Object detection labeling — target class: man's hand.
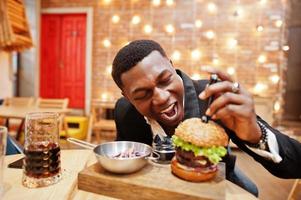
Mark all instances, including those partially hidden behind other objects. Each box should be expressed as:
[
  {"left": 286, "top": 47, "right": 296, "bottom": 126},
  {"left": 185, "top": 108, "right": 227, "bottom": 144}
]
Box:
[{"left": 199, "top": 68, "right": 262, "bottom": 144}]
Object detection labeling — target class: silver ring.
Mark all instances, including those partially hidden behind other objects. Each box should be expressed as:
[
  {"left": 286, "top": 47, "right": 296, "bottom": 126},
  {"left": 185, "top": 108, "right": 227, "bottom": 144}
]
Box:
[{"left": 231, "top": 82, "right": 240, "bottom": 93}]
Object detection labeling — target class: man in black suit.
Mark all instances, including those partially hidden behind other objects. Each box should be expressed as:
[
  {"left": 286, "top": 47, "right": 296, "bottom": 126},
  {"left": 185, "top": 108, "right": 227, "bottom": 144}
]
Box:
[{"left": 111, "top": 40, "right": 300, "bottom": 196}]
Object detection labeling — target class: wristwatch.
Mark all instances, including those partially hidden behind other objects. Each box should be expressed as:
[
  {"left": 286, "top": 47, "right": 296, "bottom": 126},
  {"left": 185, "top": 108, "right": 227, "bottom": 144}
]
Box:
[{"left": 246, "top": 121, "right": 269, "bottom": 151}]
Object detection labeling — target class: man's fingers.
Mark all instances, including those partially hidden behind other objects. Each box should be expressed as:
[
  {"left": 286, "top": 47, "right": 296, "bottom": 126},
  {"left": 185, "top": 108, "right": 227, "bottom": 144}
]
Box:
[
  {"left": 206, "top": 92, "right": 245, "bottom": 116},
  {"left": 199, "top": 81, "right": 235, "bottom": 99},
  {"left": 212, "top": 104, "right": 250, "bottom": 120},
  {"left": 202, "top": 67, "right": 233, "bottom": 82}
]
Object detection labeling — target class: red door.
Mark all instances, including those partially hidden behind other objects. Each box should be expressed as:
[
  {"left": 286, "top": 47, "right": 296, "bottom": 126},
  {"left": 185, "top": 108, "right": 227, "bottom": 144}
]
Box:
[{"left": 40, "top": 14, "right": 86, "bottom": 108}]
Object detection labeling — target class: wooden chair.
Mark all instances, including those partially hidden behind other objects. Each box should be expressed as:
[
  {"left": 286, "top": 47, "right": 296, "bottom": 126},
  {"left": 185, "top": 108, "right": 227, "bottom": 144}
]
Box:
[
  {"left": 287, "top": 179, "right": 301, "bottom": 200},
  {"left": 36, "top": 98, "right": 69, "bottom": 135},
  {"left": 36, "top": 98, "right": 69, "bottom": 109},
  {"left": 3, "top": 97, "right": 34, "bottom": 107},
  {"left": 2, "top": 97, "right": 34, "bottom": 139},
  {"left": 91, "top": 99, "right": 116, "bottom": 143}
]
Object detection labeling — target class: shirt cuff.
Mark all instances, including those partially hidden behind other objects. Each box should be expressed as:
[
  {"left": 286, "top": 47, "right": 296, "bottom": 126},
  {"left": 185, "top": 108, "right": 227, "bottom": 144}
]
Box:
[{"left": 246, "top": 126, "right": 282, "bottom": 163}]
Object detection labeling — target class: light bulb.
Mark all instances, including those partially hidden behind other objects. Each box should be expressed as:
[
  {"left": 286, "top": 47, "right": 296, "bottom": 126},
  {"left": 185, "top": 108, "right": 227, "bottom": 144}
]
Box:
[
  {"left": 257, "top": 54, "right": 266, "bottom": 63},
  {"left": 270, "top": 74, "right": 280, "bottom": 84},
  {"left": 212, "top": 57, "right": 219, "bottom": 65},
  {"left": 152, "top": 0, "right": 161, "bottom": 6},
  {"left": 204, "top": 30, "right": 215, "bottom": 40},
  {"left": 259, "top": 0, "right": 267, "bottom": 5},
  {"left": 165, "top": 24, "right": 175, "bottom": 33},
  {"left": 103, "top": 0, "right": 111, "bottom": 4},
  {"left": 275, "top": 20, "right": 283, "bottom": 28},
  {"left": 171, "top": 50, "right": 181, "bottom": 61},
  {"left": 101, "top": 92, "right": 109, "bottom": 101},
  {"left": 253, "top": 83, "right": 267, "bottom": 94},
  {"left": 103, "top": 39, "right": 111, "bottom": 48},
  {"left": 256, "top": 25, "right": 264, "bottom": 32},
  {"left": 227, "top": 67, "right": 236, "bottom": 75},
  {"left": 131, "top": 15, "right": 141, "bottom": 25},
  {"left": 191, "top": 73, "right": 201, "bottom": 80},
  {"left": 166, "top": 0, "right": 174, "bottom": 6},
  {"left": 282, "top": 45, "right": 289, "bottom": 51},
  {"left": 144, "top": 24, "right": 153, "bottom": 34},
  {"left": 195, "top": 20, "right": 203, "bottom": 28},
  {"left": 234, "top": 7, "right": 243, "bottom": 17},
  {"left": 207, "top": 2, "right": 217, "bottom": 14},
  {"left": 106, "top": 65, "right": 112, "bottom": 74},
  {"left": 227, "top": 38, "right": 238, "bottom": 48},
  {"left": 274, "top": 101, "right": 281, "bottom": 112},
  {"left": 191, "top": 49, "right": 201, "bottom": 60},
  {"left": 111, "top": 15, "right": 120, "bottom": 24}
]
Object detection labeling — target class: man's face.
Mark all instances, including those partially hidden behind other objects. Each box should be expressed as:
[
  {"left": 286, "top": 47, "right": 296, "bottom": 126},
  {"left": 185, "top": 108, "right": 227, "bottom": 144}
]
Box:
[{"left": 121, "top": 50, "right": 185, "bottom": 127}]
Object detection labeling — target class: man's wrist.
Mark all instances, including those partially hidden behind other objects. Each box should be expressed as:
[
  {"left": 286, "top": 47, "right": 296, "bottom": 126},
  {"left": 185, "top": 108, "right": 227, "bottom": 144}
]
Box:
[{"left": 245, "top": 121, "right": 269, "bottom": 151}]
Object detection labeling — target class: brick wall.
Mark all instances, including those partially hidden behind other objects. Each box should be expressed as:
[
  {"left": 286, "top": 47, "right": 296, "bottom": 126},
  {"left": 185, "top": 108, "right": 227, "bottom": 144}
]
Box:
[{"left": 41, "top": 0, "right": 287, "bottom": 103}]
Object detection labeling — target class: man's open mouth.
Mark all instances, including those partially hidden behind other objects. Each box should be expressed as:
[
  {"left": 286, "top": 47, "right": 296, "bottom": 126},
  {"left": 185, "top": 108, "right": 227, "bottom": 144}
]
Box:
[{"left": 160, "top": 102, "right": 178, "bottom": 121}]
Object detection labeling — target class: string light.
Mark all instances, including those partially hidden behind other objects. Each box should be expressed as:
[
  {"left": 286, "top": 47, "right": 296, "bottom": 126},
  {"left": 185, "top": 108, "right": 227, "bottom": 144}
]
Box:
[
  {"left": 143, "top": 24, "right": 153, "bottom": 34},
  {"left": 102, "top": 0, "right": 111, "bottom": 5},
  {"left": 270, "top": 74, "right": 280, "bottom": 84},
  {"left": 106, "top": 65, "right": 112, "bottom": 75},
  {"left": 166, "top": 0, "right": 174, "bottom": 6},
  {"left": 131, "top": 15, "right": 141, "bottom": 25},
  {"left": 257, "top": 54, "right": 266, "bottom": 63},
  {"left": 207, "top": 2, "right": 217, "bottom": 14},
  {"left": 282, "top": 45, "right": 289, "bottom": 51},
  {"left": 204, "top": 30, "right": 215, "bottom": 40},
  {"left": 191, "top": 73, "right": 201, "bottom": 80},
  {"left": 227, "top": 38, "right": 238, "bottom": 49},
  {"left": 171, "top": 50, "right": 181, "bottom": 61},
  {"left": 102, "top": 38, "right": 111, "bottom": 48},
  {"left": 274, "top": 101, "right": 281, "bottom": 112},
  {"left": 101, "top": 92, "right": 109, "bottom": 101},
  {"left": 253, "top": 83, "right": 268, "bottom": 94},
  {"left": 152, "top": 0, "right": 161, "bottom": 6},
  {"left": 275, "top": 20, "right": 283, "bottom": 28},
  {"left": 165, "top": 24, "right": 175, "bottom": 34},
  {"left": 259, "top": 0, "right": 267, "bottom": 5},
  {"left": 195, "top": 19, "right": 203, "bottom": 28},
  {"left": 111, "top": 15, "right": 120, "bottom": 24},
  {"left": 256, "top": 25, "right": 264, "bottom": 32},
  {"left": 191, "top": 49, "right": 201, "bottom": 60},
  {"left": 212, "top": 55, "right": 219, "bottom": 65},
  {"left": 227, "top": 67, "right": 236, "bottom": 75},
  {"left": 233, "top": 7, "right": 244, "bottom": 17}
]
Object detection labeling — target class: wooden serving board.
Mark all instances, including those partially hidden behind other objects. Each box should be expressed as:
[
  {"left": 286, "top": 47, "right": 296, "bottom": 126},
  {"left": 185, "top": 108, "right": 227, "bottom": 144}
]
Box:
[{"left": 78, "top": 162, "right": 226, "bottom": 200}]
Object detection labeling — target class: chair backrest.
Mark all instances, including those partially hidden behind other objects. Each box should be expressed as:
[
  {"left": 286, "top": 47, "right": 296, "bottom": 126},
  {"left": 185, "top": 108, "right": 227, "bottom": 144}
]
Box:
[
  {"left": 36, "top": 98, "right": 69, "bottom": 109},
  {"left": 4, "top": 97, "right": 34, "bottom": 107}
]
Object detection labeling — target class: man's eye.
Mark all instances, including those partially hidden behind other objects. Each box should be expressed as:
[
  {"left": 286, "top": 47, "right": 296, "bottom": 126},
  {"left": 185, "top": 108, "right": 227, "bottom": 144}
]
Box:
[
  {"left": 134, "top": 92, "right": 150, "bottom": 100},
  {"left": 160, "top": 76, "right": 171, "bottom": 85}
]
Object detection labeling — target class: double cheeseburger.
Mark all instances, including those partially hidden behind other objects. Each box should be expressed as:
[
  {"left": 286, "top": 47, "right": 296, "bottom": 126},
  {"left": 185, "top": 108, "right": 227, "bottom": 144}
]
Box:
[{"left": 171, "top": 118, "right": 229, "bottom": 182}]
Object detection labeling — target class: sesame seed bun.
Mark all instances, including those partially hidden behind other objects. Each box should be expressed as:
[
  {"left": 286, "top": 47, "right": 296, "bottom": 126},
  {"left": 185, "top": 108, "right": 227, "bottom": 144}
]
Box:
[{"left": 175, "top": 118, "right": 229, "bottom": 147}]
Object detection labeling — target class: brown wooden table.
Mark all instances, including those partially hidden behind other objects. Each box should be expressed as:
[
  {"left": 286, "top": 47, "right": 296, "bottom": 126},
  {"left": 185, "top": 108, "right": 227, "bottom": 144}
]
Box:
[{"left": 2, "top": 150, "right": 258, "bottom": 200}]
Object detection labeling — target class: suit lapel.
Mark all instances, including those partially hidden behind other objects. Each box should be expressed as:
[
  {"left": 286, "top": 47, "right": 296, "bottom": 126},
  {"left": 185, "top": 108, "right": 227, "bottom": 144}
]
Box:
[{"left": 176, "top": 70, "right": 201, "bottom": 119}]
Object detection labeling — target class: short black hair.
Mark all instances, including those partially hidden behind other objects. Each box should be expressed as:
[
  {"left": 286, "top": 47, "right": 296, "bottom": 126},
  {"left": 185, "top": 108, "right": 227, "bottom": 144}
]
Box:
[{"left": 112, "top": 39, "right": 167, "bottom": 89}]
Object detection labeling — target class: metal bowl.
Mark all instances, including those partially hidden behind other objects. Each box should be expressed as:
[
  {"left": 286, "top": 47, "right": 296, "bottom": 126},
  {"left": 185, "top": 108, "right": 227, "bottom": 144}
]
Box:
[{"left": 93, "top": 141, "right": 158, "bottom": 174}]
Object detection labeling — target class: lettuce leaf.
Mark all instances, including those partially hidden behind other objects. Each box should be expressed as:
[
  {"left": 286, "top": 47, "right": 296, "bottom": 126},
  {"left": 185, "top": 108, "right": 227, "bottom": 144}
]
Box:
[{"left": 172, "top": 135, "right": 227, "bottom": 164}]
